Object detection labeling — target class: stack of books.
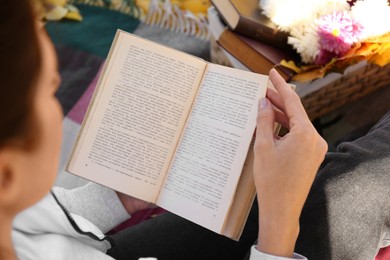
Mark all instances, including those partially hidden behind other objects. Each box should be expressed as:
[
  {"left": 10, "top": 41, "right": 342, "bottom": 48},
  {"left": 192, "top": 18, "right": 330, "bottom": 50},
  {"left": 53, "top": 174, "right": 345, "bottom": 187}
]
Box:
[{"left": 209, "top": 0, "right": 299, "bottom": 81}]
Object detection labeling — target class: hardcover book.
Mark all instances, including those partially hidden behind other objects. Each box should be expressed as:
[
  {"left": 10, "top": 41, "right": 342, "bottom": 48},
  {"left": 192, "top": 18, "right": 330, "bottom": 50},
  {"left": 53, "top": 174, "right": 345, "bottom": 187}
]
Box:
[
  {"left": 210, "top": 0, "right": 289, "bottom": 49},
  {"left": 217, "top": 28, "right": 297, "bottom": 81}
]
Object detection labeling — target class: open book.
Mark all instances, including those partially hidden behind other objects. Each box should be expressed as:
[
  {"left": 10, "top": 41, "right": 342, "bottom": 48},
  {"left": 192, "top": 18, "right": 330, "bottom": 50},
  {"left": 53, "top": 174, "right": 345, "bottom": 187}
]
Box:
[{"left": 67, "top": 30, "right": 268, "bottom": 240}]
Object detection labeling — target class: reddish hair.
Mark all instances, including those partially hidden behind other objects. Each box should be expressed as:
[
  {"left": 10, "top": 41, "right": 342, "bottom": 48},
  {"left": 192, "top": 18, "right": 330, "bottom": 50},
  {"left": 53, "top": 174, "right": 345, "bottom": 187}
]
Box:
[{"left": 0, "top": 1, "right": 42, "bottom": 148}]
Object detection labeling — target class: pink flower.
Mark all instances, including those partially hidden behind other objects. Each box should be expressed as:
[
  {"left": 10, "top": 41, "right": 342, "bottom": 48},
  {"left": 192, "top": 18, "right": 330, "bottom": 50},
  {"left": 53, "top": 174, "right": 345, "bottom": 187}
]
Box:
[
  {"left": 316, "top": 11, "right": 363, "bottom": 64},
  {"left": 315, "top": 49, "right": 334, "bottom": 65}
]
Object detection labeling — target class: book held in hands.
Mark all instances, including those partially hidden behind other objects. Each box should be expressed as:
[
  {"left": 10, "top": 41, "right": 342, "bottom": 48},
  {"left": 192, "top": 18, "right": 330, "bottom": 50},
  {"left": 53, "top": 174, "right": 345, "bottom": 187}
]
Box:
[{"left": 67, "top": 30, "right": 269, "bottom": 240}]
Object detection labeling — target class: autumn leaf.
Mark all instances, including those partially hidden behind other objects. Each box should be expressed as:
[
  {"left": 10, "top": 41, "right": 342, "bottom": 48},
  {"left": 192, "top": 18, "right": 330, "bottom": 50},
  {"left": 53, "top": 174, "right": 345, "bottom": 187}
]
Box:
[
  {"left": 280, "top": 60, "right": 302, "bottom": 73},
  {"left": 282, "top": 37, "right": 390, "bottom": 82},
  {"left": 365, "top": 32, "right": 390, "bottom": 44},
  {"left": 369, "top": 42, "right": 390, "bottom": 66}
]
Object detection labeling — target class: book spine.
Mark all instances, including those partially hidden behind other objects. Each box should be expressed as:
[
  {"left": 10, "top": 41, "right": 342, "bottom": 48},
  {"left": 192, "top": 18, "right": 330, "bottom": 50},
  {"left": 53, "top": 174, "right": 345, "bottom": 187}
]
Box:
[
  {"left": 235, "top": 16, "right": 289, "bottom": 50},
  {"left": 217, "top": 30, "right": 291, "bottom": 81}
]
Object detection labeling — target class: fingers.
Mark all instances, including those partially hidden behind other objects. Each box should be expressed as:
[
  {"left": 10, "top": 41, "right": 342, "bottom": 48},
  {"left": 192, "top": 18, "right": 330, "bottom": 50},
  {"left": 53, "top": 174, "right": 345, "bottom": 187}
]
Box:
[
  {"left": 269, "top": 69, "right": 308, "bottom": 122},
  {"left": 267, "top": 88, "right": 289, "bottom": 129},
  {"left": 255, "top": 98, "right": 275, "bottom": 149},
  {"left": 273, "top": 109, "right": 289, "bottom": 129},
  {"left": 266, "top": 88, "right": 285, "bottom": 113}
]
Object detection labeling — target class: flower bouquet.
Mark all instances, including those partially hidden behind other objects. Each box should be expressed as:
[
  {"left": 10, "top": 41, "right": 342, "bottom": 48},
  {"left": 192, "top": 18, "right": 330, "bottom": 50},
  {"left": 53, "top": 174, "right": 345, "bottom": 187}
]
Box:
[{"left": 259, "top": 0, "right": 390, "bottom": 82}]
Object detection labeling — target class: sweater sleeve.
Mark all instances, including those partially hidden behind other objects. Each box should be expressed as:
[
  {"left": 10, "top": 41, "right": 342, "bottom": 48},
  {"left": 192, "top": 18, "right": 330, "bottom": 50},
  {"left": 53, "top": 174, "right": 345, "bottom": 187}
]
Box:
[
  {"left": 249, "top": 246, "right": 307, "bottom": 260},
  {"left": 52, "top": 183, "right": 130, "bottom": 233}
]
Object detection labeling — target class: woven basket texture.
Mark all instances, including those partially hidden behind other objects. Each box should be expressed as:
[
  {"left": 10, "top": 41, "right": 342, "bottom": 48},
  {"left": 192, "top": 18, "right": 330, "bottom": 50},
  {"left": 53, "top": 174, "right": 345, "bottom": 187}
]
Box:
[{"left": 301, "top": 62, "right": 390, "bottom": 120}]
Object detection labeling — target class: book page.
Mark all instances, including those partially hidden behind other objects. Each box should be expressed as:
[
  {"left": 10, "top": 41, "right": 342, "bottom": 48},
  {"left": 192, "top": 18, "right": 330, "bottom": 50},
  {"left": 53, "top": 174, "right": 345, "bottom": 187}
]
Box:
[
  {"left": 222, "top": 75, "right": 285, "bottom": 239},
  {"left": 224, "top": 136, "right": 282, "bottom": 238},
  {"left": 221, "top": 138, "right": 256, "bottom": 239},
  {"left": 157, "top": 63, "right": 267, "bottom": 233},
  {"left": 68, "top": 31, "right": 206, "bottom": 202}
]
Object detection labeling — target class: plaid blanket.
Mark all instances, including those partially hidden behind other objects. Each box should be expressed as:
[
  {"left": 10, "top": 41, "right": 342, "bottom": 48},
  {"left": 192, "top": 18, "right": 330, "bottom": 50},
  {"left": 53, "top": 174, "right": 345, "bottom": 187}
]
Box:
[
  {"left": 48, "top": 4, "right": 209, "bottom": 231},
  {"left": 46, "top": 0, "right": 211, "bottom": 39}
]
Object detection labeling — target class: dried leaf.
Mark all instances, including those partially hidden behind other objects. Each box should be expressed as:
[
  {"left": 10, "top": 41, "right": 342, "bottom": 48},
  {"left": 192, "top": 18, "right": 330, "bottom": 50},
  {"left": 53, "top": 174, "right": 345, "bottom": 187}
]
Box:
[
  {"left": 292, "top": 68, "right": 326, "bottom": 82},
  {"left": 44, "top": 5, "right": 68, "bottom": 21},
  {"left": 65, "top": 11, "right": 83, "bottom": 21},
  {"left": 331, "top": 56, "right": 366, "bottom": 73},
  {"left": 365, "top": 32, "right": 390, "bottom": 43},
  {"left": 354, "top": 43, "right": 380, "bottom": 57},
  {"left": 179, "top": 0, "right": 211, "bottom": 14},
  {"left": 341, "top": 42, "right": 362, "bottom": 59},
  {"left": 280, "top": 59, "right": 302, "bottom": 73},
  {"left": 369, "top": 43, "right": 390, "bottom": 66}
]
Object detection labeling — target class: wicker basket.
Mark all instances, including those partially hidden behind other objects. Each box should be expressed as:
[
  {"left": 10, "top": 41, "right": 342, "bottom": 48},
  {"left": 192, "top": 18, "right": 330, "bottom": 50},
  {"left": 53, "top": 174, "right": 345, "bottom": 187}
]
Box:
[
  {"left": 299, "top": 62, "right": 390, "bottom": 120},
  {"left": 210, "top": 38, "right": 390, "bottom": 121}
]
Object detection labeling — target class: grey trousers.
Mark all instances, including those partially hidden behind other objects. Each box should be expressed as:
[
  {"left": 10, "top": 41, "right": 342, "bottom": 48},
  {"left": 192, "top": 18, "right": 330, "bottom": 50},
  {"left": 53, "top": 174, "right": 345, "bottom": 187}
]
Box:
[
  {"left": 108, "top": 111, "right": 390, "bottom": 260},
  {"left": 296, "top": 111, "right": 390, "bottom": 259}
]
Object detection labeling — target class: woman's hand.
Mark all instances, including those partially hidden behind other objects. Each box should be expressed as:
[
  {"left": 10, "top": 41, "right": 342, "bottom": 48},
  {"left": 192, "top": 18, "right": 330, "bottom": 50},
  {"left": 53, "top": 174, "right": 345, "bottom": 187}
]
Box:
[
  {"left": 116, "top": 192, "right": 154, "bottom": 215},
  {"left": 254, "top": 69, "right": 328, "bottom": 257}
]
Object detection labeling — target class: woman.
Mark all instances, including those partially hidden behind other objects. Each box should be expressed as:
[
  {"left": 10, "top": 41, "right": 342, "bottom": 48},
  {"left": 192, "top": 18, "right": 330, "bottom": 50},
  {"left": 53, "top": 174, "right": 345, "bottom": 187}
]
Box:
[
  {"left": 1, "top": 2, "right": 148, "bottom": 259},
  {"left": 0, "top": 0, "right": 328, "bottom": 259}
]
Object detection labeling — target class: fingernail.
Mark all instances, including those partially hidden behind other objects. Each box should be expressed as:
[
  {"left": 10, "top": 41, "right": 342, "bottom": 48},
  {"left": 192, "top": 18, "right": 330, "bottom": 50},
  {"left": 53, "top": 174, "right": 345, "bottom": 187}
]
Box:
[{"left": 259, "top": 97, "right": 268, "bottom": 109}]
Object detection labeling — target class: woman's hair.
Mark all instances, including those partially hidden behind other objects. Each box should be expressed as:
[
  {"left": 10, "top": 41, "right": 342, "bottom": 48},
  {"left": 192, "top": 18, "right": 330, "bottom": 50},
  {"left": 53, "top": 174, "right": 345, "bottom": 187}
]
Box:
[{"left": 0, "top": 0, "right": 42, "bottom": 149}]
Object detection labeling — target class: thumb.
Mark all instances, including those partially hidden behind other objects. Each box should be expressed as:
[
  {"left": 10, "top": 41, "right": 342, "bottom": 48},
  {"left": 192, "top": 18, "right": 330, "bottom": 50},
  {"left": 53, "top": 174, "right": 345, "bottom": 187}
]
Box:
[{"left": 255, "top": 98, "right": 275, "bottom": 148}]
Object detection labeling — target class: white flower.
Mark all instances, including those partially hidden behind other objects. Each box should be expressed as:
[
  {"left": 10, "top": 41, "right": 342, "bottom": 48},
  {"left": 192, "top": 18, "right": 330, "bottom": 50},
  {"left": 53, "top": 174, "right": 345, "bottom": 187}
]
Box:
[
  {"left": 351, "top": 0, "right": 390, "bottom": 40},
  {"left": 260, "top": 0, "right": 350, "bottom": 63},
  {"left": 259, "top": 0, "right": 349, "bottom": 31},
  {"left": 259, "top": 0, "right": 350, "bottom": 63},
  {"left": 259, "top": 0, "right": 390, "bottom": 64},
  {"left": 288, "top": 24, "right": 320, "bottom": 63}
]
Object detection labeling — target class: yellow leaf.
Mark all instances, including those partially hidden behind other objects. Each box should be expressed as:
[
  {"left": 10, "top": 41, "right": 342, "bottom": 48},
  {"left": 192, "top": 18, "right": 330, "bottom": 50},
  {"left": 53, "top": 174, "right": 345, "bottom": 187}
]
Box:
[
  {"left": 365, "top": 32, "right": 390, "bottom": 43},
  {"left": 179, "top": 0, "right": 211, "bottom": 14},
  {"left": 135, "top": 0, "right": 150, "bottom": 13},
  {"left": 369, "top": 45, "right": 390, "bottom": 66},
  {"left": 377, "top": 42, "right": 390, "bottom": 55},
  {"left": 44, "top": 5, "right": 68, "bottom": 21},
  {"left": 354, "top": 43, "right": 380, "bottom": 57},
  {"left": 64, "top": 11, "right": 83, "bottom": 21},
  {"left": 280, "top": 60, "right": 302, "bottom": 73}
]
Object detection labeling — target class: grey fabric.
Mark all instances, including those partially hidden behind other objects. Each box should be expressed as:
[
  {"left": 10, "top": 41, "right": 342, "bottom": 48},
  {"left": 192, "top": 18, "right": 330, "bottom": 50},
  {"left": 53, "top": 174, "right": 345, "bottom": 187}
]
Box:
[
  {"left": 53, "top": 183, "right": 130, "bottom": 234},
  {"left": 296, "top": 111, "right": 390, "bottom": 260}
]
